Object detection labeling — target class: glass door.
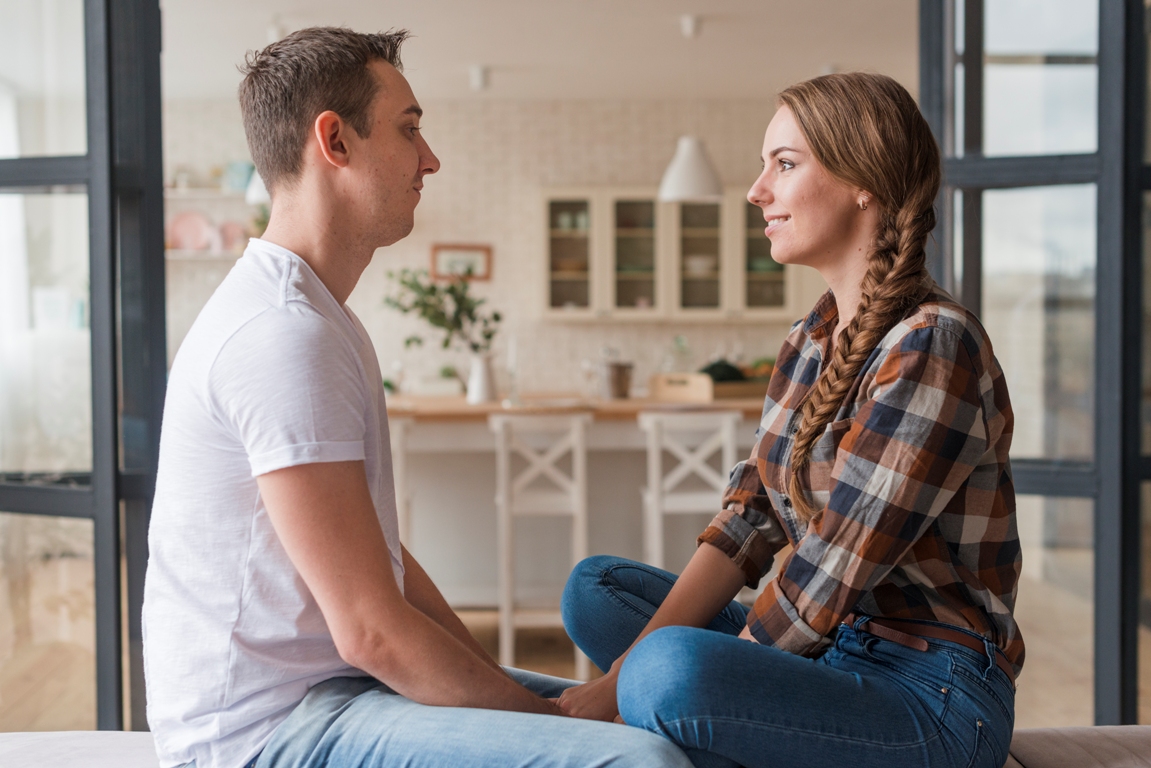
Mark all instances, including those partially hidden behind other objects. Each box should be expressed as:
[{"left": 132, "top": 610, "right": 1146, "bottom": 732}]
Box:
[
  {"left": 925, "top": 0, "right": 1144, "bottom": 726},
  {"left": 0, "top": 0, "right": 166, "bottom": 730},
  {"left": 744, "top": 201, "right": 785, "bottom": 309},
  {"left": 614, "top": 199, "right": 658, "bottom": 311},
  {"left": 548, "top": 199, "right": 591, "bottom": 311},
  {"left": 678, "top": 202, "right": 721, "bottom": 310}
]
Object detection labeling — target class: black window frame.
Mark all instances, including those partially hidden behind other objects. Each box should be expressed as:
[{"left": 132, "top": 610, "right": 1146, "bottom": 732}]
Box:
[
  {"left": 0, "top": 0, "right": 166, "bottom": 730},
  {"left": 920, "top": 0, "right": 1143, "bottom": 725}
]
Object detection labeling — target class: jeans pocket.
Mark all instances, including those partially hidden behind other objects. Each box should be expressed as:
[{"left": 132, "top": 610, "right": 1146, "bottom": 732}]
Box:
[{"left": 855, "top": 638, "right": 956, "bottom": 722}]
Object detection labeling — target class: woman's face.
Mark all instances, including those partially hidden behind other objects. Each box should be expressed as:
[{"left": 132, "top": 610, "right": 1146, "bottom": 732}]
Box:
[{"left": 747, "top": 106, "right": 868, "bottom": 273}]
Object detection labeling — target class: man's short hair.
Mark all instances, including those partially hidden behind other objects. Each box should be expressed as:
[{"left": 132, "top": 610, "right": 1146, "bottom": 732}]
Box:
[{"left": 238, "top": 27, "right": 409, "bottom": 192}]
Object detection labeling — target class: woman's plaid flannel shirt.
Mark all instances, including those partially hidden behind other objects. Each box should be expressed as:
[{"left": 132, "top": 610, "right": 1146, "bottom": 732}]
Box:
[{"left": 699, "top": 285, "right": 1025, "bottom": 674}]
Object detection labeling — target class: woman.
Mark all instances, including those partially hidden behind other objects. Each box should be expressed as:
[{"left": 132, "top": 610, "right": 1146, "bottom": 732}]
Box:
[{"left": 557, "top": 73, "right": 1023, "bottom": 768}]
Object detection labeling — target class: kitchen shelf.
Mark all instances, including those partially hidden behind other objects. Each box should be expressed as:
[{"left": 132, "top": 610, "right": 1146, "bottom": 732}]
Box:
[{"left": 543, "top": 188, "right": 796, "bottom": 320}]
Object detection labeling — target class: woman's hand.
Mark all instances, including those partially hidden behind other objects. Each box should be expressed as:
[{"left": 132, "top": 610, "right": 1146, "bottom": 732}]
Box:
[{"left": 556, "top": 669, "right": 621, "bottom": 721}]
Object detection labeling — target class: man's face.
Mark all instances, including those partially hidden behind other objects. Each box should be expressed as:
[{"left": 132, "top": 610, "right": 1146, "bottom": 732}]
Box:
[{"left": 348, "top": 60, "right": 440, "bottom": 246}]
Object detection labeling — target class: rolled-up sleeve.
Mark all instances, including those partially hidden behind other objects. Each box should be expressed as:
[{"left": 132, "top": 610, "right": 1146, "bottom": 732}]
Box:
[
  {"left": 698, "top": 452, "right": 789, "bottom": 587},
  {"left": 745, "top": 326, "right": 990, "bottom": 655}
]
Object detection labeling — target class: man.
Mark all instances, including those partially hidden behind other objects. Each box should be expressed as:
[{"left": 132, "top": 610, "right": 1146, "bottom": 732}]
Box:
[{"left": 142, "top": 27, "right": 691, "bottom": 768}]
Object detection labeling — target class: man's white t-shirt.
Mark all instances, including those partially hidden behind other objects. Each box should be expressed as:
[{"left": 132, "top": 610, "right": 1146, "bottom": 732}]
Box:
[{"left": 143, "top": 239, "right": 405, "bottom": 768}]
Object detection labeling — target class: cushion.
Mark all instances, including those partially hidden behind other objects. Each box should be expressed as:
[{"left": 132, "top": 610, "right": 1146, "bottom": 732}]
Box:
[
  {"left": 1008, "top": 726, "right": 1151, "bottom": 768},
  {"left": 0, "top": 731, "right": 160, "bottom": 768}
]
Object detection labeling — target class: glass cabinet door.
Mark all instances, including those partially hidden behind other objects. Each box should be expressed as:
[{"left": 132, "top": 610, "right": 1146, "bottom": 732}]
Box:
[
  {"left": 548, "top": 199, "right": 591, "bottom": 310},
  {"left": 745, "top": 201, "right": 784, "bottom": 308},
  {"left": 614, "top": 200, "right": 657, "bottom": 310},
  {"left": 678, "top": 203, "right": 721, "bottom": 309}
]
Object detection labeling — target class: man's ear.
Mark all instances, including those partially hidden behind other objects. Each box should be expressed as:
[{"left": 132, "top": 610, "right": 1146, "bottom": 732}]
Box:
[{"left": 313, "top": 110, "right": 351, "bottom": 169}]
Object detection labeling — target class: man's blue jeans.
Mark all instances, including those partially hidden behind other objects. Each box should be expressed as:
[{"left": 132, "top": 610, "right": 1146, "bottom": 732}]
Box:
[
  {"left": 249, "top": 666, "right": 693, "bottom": 768},
  {"left": 561, "top": 555, "right": 1016, "bottom": 768}
]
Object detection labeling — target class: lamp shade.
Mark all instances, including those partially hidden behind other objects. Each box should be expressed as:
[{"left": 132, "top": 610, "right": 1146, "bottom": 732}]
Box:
[
  {"left": 657, "top": 136, "right": 723, "bottom": 202},
  {"left": 245, "top": 170, "right": 271, "bottom": 206}
]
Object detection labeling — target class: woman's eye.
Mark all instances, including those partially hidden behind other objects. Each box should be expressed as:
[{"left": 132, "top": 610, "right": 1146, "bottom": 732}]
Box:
[{"left": 778, "top": 158, "right": 794, "bottom": 171}]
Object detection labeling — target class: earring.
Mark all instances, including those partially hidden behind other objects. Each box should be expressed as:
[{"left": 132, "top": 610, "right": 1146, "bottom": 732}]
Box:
[{"left": 858, "top": 199, "right": 869, "bottom": 211}]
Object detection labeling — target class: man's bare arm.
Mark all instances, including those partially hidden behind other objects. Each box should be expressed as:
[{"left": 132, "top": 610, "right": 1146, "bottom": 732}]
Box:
[
  {"left": 400, "top": 545, "right": 510, "bottom": 678},
  {"left": 256, "top": 460, "right": 559, "bottom": 714}
]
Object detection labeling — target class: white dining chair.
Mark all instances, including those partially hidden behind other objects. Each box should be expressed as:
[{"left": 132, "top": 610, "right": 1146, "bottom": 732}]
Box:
[
  {"left": 637, "top": 410, "right": 741, "bottom": 570},
  {"left": 388, "top": 416, "right": 414, "bottom": 546},
  {"left": 489, "top": 413, "right": 592, "bottom": 681}
]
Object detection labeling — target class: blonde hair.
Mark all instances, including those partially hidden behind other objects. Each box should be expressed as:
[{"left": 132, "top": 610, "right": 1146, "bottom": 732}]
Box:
[{"left": 779, "top": 73, "right": 941, "bottom": 522}]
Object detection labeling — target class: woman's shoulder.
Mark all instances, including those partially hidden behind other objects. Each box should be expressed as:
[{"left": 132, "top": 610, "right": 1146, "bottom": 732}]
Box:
[{"left": 879, "top": 283, "right": 997, "bottom": 369}]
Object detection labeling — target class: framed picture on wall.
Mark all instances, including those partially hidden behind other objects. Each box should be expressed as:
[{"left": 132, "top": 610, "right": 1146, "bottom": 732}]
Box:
[{"left": 431, "top": 243, "right": 492, "bottom": 281}]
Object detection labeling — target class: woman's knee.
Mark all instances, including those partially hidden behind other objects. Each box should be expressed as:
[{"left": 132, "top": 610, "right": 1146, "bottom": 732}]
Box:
[
  {"left": 617, "top": 626, "right": 711, "bottom": 732},
  {"left": 560, "top": 554, "right": 621, "bottom": 631}
]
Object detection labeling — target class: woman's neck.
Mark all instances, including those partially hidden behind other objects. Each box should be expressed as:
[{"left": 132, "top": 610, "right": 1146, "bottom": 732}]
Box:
[{"left": 818, "top": 246, "right": 871, "bottom": 351}]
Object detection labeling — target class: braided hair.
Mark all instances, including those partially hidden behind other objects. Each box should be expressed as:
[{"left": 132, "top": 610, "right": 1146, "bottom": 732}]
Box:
[{"left": 779, "top": 73, "right": 941, "bottom": 522}]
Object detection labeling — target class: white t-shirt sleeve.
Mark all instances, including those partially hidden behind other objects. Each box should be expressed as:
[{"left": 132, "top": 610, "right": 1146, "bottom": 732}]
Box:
[{"left": 208, "top": 305, "right": 368, "bottom": 477}]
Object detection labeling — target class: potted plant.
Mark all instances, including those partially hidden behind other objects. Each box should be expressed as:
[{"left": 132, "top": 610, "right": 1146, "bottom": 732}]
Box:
[{"left": 385, "top": 268, "right": 502, "bottom": 403}]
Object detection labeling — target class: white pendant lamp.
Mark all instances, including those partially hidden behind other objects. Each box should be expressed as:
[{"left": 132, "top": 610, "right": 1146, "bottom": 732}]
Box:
[{"left": 657, "top": 136, "right": 723, "bottom": 202}]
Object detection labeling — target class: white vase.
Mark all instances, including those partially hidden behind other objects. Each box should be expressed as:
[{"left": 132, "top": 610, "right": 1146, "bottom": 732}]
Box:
[{"left": 466, "top": 351, "right": 496, "bottom": 404}]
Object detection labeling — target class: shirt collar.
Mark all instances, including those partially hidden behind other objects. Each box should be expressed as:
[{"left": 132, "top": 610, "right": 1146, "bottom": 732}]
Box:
[{"left": 803, "top": 290, "right": 840, "bottom": 341}]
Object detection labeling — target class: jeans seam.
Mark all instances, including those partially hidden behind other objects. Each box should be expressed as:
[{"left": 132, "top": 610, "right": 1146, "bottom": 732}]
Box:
[
  {"left": 657, "top": 713, "right": 945, "bottom": 750},
  {"left": 600, "top": 563, "right": 746, "bottom": 635},
  {"left": 950, "top": 665, "right": 1014, "bottom": 724},
  {"left": 600, "top": 564, "right": 671, "bottom": 622}
]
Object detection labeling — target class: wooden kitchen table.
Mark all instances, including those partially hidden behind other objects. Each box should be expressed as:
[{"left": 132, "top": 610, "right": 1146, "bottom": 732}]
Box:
[{"left": 383, "top": 394, "right": 765, "bottom": 554}]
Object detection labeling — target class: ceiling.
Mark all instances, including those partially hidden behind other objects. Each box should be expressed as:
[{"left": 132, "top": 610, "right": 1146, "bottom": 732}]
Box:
[{"left": 160, "top": 0, "right": 918, "bottom": 101}]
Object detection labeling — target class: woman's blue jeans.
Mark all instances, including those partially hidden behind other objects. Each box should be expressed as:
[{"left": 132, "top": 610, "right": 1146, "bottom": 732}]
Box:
[{"left": 561, "top": 555, "right": 1016, "bottom": 768}]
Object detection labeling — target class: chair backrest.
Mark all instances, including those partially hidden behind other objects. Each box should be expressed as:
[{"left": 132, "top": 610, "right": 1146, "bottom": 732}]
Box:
[
  {"left": 488, "top": 413, "right": 592, "bottom": 515},
  {"left": 637, "top": 410, "right": 741, "bottom": 495}
]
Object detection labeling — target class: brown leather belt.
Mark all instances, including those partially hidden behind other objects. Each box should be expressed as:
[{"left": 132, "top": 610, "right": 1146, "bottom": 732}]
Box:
[{"left": 844, "top": 613, "right": 1015, "bottom": 686}]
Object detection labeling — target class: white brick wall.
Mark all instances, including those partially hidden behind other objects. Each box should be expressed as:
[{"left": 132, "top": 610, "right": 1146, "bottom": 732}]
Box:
[{"left": 163, "top": 97, "right": 827, "bottom": 392}]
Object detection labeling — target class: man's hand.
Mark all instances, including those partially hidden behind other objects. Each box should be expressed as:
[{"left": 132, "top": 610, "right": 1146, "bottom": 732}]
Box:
[
  {"left": 256, "top": 460, "right": 557, "bottom": 715},
  {"left": 556, "top": 668, "right": 621, "bottom": 722}
]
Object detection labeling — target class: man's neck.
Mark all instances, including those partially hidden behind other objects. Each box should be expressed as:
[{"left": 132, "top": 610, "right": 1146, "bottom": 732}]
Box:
[{"left": 260, "top": 193, "right": 373, "bottom": 306}]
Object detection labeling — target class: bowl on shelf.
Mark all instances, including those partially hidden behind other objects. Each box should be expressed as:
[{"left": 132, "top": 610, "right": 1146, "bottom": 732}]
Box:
[{"left": 683, "top": 254, "right": 718, "bottom": 276}]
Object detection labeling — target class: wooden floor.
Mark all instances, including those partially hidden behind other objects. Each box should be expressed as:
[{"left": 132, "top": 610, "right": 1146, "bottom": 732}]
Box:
[{"left": 1, "top": 546, "right": 1148, "bottom": 732}]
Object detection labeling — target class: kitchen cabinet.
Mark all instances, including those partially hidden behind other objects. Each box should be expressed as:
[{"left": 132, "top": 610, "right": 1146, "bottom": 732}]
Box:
[{"left": 543, "top": 187, "right": 797, "bottom": 321}]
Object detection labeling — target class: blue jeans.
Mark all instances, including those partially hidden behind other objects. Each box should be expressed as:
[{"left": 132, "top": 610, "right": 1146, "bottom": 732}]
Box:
[
  {"left": 561, "top": 555, "right": 1016, "bottom": 768},
  {"left": 249, "top": 666, "right": 693, "bottom": 768}
]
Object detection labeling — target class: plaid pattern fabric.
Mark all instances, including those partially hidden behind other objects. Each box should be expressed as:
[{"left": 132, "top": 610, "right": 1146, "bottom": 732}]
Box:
[{"left": 699, "top": 285, "right": 1025, "bottom": 674}]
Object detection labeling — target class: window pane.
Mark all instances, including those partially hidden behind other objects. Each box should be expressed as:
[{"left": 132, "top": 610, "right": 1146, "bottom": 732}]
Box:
[
  {"left": 983, "top": 0, "right": 1098, "bottom": 156},
  {"left": 0, "top": 0, "right": 87, "bottom": 158},
  {"left": 1142, "top": 484, "right": 1151, "bottom": 723},
  {"left": 0, "top": 511, "right": 96, "bottom": 730},
  {"left": 1014, "top": 495, "right": 1094, "bottom": 727},
  {"left": 0, "top": 191, "right": 92, "bottom": 482},
  {"left": 981, "top": 185, "right": 1095, "bottom": 461}
]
